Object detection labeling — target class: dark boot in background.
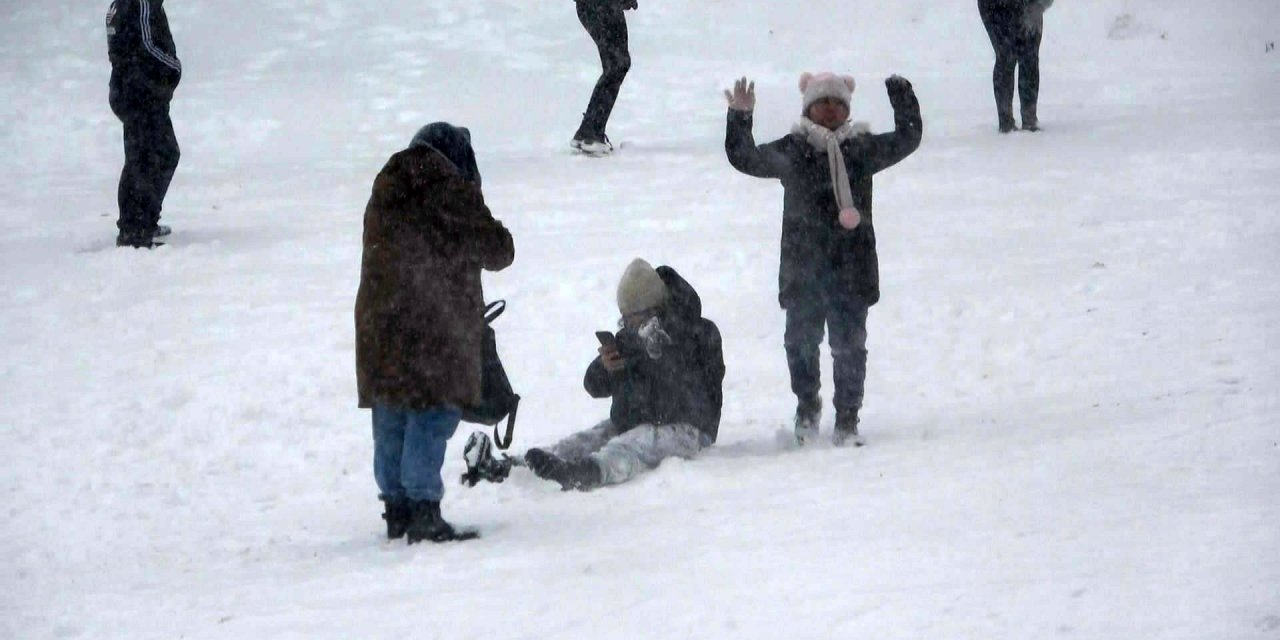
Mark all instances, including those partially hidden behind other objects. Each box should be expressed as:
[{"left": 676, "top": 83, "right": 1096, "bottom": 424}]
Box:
[
  {"left": 833, "top": 411, "right": 864, "bottom": 448},
  {"left": 794, "top": 394, "right": 822, "bottom": 444}
]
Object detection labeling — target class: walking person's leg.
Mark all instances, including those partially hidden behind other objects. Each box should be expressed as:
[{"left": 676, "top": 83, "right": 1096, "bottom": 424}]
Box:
[
  {"left": 785, "top": 301, "right": 827, "bottom": 440},
  {"left": 980, "top": 3, "right": 1019, "bottom": 132},
  {"left": 828, "top": 300, "right": 870, "bottom": 446},
  {"left": 573, "top": 1, "right": 630, "bottom": 147},
  {"left": 1016, "top": 22, "right": 1044, "bottom": 131}
]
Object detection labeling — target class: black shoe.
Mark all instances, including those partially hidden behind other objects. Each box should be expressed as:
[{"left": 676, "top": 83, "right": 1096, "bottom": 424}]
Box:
[
  {"left": 379, "top": 496, "right": 412, "bottom": 540},
  {"left": 460, "top": 432, "right": 512, "bottom": 487},
  {"left": 406, "top": 500, "right": 478, "bottom": 544},
  {"left": 794, "top": 394, "right": 822, "bottom": 444},
  {"left": 570, "top": 134, "right": 614, "bottom": 156},
  {"left": 524, "top": 448, "right": 602, "bottom": 491},
  {"left": 833, "top": 412, "right": 864, "bottom": 447},
  {"left": 998, "top": 120, "right": 1018, "bottom": 134},
  {"left": 152, "top": 224, "right": 172, "bottom": 238},
  {"left": 116, "top": 230, "right": 162, "bottom": 249}
]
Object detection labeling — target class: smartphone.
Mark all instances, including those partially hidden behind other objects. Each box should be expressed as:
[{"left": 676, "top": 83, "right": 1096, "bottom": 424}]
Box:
[{"left": 595, "top": 331, "right": 617, "bottom": 348}]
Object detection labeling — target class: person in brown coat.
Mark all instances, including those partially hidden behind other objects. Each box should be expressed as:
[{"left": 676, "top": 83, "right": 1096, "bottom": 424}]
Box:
[{"left": 355, "top": 122, "right": 514, "bottom": 544}]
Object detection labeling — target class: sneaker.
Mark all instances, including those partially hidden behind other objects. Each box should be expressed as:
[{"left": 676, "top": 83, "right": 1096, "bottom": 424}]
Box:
[
  {"left": 571, "top": 134, "right": 614, "bottom": 156},
  {"left": 794, "top": 395, "right": 822, "bottom": 444},
  {"left": 116, "top": 230, "right": 162, "bottom": 249},
  {"left": 833, "top": 412, "right": 864, "bottom": 447},
  {"left": 460, "top": 432, "right": 512, "bottom": 487},
  {"left": 152, "top": 224, "right": 172, "bottom": 238}
]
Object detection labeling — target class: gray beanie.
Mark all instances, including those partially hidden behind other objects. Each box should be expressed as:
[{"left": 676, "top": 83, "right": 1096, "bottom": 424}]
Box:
[{"left": 616, "top": 258, "right": 668, "bottom": 316}]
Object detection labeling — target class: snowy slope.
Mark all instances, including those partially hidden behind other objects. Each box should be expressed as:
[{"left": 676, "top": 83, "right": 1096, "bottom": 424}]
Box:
[{"left": 2, "top": 1, "right": 1278, "bottom": 638}]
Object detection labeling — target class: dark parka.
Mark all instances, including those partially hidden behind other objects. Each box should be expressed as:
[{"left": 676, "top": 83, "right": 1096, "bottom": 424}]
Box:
[
  {"left": 355, "top": 145, "right": 514, "bottom": 411},
  {"left": 725, "top": 79, "right": 922, "bottom": 309},
  {"left": 584, "top": 267, "right": 726, "bottom": 443},
  {"left": 107, "top": 0, "right": 182, "bottom": 111}
]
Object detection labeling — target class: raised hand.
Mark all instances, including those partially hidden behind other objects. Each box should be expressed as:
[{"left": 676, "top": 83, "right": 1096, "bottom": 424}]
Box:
[
  {"left": 885, "top": 74, "right": 913, "bottom": 97},
  {"left": 723, "top": 77, "right": 756, "bottom": 112}
]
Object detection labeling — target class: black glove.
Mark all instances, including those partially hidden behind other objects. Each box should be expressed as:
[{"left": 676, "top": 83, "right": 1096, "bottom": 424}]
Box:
[
  {"left": 885, "top": 75, "right": 913, "bottom": 99},
  {"left": 885, "top": 75, "right": 915, "bottom": 110}
]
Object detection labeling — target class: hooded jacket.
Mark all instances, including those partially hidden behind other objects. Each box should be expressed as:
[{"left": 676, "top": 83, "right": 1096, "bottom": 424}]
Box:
[
  {"left": 725, "top": 79, "right": 921, "bottom": 309},
  {"left": 584, "top": 267, "right": 725, "bottom": 442},
  {"left": 355, "top": 128, "right": 514, "bottom": 410},
  {"left": 107, "top": 0, "right": 182, "bottom": 110}
]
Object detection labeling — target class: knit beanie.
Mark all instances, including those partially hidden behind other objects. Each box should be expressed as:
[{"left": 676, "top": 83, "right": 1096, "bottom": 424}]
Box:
[
  {"left": 616, "top": 258, "right": 668, "bottom": 316},
  {"left": 800, "top": 72, "right": 856, "bottom": 116}
]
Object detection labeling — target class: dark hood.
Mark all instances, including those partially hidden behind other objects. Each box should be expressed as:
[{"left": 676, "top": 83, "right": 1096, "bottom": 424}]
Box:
[
  {"left": 656, "top": 266, "right": 702, "bottom": 321},
  {"left": 409, "top": 122, "right": 482, "bottom": 187}
]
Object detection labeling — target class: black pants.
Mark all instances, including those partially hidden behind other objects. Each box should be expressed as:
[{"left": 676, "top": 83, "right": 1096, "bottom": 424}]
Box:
[
  {"left": 575, "top": 1, "right": 630, "bottom": 140},
  {"left": 116, "top": 104, "right": 180, "bottom": 236},
  {"left": 784, "top": 296, "right": 870, "bottom": 418},
  {"left": 979, "top": 2, "right": 1043, "bottom": 128}
]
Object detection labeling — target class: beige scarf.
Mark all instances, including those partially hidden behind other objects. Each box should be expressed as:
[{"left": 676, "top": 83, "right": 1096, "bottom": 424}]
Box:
[{"left": 792, "top": 117, "right": 870, "bottom": 228}]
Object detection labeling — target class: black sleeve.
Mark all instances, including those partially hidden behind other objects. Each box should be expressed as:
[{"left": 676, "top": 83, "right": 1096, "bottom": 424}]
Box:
[
  {"left": 864, "top": 80, "right": 923, "bottom": 174},
  {"left": 725, "top": 110, "right": 791, "bottom": 179},
  {"left": 584, "top": 356, "right": 614, "bottom": 398},
  {"left": 696, "top": 321, "right": 726, "bottom": 431}
]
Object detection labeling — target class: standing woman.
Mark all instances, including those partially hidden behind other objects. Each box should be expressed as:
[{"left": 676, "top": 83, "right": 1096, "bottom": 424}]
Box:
[
  {"left": 570, "top": 0, "right": 638, "bottom": 156},
  {"left": 978, "top": 0, "right": 1054, "bottom": 133},
  {"left": 355, "top": 123, "right": 514, "bottom": 544}
]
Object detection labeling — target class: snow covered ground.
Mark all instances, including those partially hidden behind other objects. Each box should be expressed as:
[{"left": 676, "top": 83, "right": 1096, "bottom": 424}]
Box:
[{"left": 2, "top": 1, "right": 1278, "bottom": 638}]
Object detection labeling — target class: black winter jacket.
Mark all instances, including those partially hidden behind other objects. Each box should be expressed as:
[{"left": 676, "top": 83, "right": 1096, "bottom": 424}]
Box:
[
  {"left": 107, "top": 0, "right": 182, "bottom": 110},
  {"left": 725, "top": 80, "right": 922, "bottom": 309},
  {"left": 584, "top": 267, "right": 725, "bottom": 442}
]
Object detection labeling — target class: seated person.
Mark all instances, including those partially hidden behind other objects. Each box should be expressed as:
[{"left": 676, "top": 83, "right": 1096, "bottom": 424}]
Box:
[{"left": 463, "top": 258, "right": 724, "bottom": 490}]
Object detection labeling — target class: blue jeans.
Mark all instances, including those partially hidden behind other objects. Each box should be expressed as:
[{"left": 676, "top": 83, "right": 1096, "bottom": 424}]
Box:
[{"left": 372, "top": 404, "right": 461, "bottom": 502}]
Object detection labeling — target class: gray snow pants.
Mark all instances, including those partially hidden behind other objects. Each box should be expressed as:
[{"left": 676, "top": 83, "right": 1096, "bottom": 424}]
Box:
[{"left": 550, "top": 420, "right": 710, "bottom": 486}]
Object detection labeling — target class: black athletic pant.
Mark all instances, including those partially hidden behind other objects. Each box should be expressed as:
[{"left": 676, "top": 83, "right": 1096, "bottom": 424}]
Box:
[
  {"left": 575, "top": 1, "right": 630, "bottom": 140},
  {"left": 116, "top": 104, "right": 180, "bottom": 236},
  {"left": 979, "top": 2, "right": 1043, "bottom": 128},
  {"left": 784, "top": 296, "right": 870, "bottom": 418}
]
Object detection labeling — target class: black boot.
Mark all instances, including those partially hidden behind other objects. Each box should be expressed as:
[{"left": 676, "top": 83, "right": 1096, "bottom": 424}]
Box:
[
  {"left": 833, "top": 411, "right": 864, "bottom": 447},
  {"left": 406, "top": 500, "right": 478, "bottom": 544},
  {"left": 794, "top": 394, "right": 822, "bottom": 444},
  {"left": 379, "top": 496, "right": 412, "bottom": 540},
  {"left": 1021, "top": 105, "right": 1040, "bottom": 132},
  {"left": 116, "top": 229, "right": 162, "bottom": 248},
  {"left": 525, "top": 448, "right": 603, "bottom": 491}
]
